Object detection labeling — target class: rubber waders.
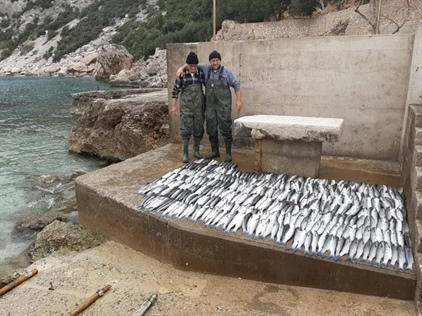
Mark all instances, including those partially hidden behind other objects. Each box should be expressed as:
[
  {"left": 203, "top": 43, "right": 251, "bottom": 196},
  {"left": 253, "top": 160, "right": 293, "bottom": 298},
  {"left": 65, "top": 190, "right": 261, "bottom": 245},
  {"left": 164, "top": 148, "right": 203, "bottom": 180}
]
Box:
[
  {"left": 182, "top": 140, "right": 189, "bottom": 163},
  {"left": 225, "top": 143, "right": 232, "bottom": 162},
  {"left": 193, "top": 141, "right": 202, "bottom": 159},
  {"left": 206, "top": 142, "right": 220, "bottom": 159}
]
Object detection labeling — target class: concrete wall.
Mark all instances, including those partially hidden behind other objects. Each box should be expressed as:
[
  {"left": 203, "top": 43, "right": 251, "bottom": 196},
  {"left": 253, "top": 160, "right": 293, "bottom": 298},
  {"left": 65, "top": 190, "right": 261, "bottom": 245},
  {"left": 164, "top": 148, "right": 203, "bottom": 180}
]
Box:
[{"left": 167, "top": 31, "right": 419, "bottom": 161}]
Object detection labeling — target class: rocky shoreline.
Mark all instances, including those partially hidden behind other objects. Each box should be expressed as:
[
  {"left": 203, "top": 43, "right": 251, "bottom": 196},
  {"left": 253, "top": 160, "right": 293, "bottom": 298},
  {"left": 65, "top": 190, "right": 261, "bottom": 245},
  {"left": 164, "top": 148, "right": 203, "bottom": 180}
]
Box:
[
  {"left": 1, "top": 86, "right": 171, "bottom": 286},
  {"left": 0, "top": 171, "right": 103, "bottom": 285}
]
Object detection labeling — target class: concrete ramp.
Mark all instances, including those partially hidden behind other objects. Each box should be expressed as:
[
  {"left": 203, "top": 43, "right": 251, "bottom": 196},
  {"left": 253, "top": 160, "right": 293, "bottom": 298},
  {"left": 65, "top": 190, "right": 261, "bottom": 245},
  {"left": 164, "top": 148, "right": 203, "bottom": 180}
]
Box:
[{"left": 76, "top": 144, "right": 416, "bottom": 300}]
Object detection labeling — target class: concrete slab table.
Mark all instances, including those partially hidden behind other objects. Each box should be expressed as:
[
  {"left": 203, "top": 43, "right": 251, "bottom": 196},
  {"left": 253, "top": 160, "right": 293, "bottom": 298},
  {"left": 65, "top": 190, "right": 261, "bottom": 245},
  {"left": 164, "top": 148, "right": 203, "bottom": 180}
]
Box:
[{"left": 234, "top": 115, "right": 344, "bottom": 177}]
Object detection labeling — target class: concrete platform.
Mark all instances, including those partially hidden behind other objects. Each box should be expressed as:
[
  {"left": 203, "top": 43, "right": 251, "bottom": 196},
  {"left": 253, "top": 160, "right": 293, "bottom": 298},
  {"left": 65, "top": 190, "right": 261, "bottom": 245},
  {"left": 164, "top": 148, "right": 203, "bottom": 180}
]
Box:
[
  {"left": 234, "top": 115, "right": 344, "bottom": 177},
  {"left": 76, "top": 143, "right": 415, "bottom": 301}
]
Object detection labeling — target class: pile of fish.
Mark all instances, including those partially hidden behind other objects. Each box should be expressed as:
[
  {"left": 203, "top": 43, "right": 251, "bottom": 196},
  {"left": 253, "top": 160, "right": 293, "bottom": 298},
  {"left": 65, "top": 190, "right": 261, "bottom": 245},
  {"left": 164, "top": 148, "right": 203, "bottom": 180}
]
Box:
[{"left": 138, "top": 159, "right": 414, "bottom": 272}]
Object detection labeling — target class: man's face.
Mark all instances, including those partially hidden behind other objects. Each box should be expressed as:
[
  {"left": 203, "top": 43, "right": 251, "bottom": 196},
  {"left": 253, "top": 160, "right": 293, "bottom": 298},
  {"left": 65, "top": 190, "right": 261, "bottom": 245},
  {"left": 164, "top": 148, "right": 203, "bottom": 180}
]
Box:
[
  {"left": 187, "top": 64, "right": 197, "bottom": 73},
  {"left": 209, "top": 58, "right": 221, "bottom": 70}
]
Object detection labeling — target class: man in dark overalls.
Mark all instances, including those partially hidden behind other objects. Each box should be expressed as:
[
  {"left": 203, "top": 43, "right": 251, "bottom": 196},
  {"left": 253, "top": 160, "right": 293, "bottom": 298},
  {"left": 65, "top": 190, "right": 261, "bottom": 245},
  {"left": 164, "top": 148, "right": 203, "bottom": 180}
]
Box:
[
  {"left": 203, "top": 51, "right": 242, "bottom": 162},
  {"left": 171, "top": 52, "right": 205, "bottom": 163}
]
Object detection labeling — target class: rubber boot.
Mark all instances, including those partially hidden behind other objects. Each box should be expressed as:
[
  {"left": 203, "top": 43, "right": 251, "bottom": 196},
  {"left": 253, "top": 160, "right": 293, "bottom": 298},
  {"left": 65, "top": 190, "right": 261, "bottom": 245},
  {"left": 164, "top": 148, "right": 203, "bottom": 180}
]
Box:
[
  {"left": 182, "top": 140, "right": 189, "bottom": 163},
  {"left": 206, "top": 142, "right": 220, "bottom": 159},
  {"left": 225, "top": 142, "right": 232, "bottom": 162},
  {"left": 193, "top": 141, "right": 202, "bottom": 159}
]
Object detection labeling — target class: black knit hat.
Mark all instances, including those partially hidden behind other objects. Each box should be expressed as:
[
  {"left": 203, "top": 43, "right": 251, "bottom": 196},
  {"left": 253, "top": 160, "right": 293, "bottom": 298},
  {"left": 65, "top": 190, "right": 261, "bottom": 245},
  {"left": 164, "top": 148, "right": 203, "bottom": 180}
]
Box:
[
  {"left": 186, "top": 52, "right": 199, "bottom": 65},
  {"left": 209, "top": 50, "right": 221, "bottom": 61}
]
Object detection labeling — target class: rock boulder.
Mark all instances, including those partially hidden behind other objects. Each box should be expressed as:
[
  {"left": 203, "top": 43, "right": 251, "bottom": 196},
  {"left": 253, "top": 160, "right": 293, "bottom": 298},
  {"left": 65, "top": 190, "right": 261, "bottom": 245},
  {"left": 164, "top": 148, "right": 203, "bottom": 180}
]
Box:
[
  {"left": 94, "top": 44, "right": 133, "bottom": 81},
  {"left": 109, "top": 48, "right": 167, "bottom": 88},
  {"left": 28, "top": 220, "right": 101, "bottom": 261},
  {"left": 68, "top": 89, "right": 170, "bottom": 161}
]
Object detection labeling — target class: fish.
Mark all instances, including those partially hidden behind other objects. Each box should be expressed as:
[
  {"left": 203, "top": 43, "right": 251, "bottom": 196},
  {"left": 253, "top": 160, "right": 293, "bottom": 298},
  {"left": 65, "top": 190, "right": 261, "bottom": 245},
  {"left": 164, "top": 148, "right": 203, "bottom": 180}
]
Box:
[
  {"left": 374, "top": 242, "right": 385, "bottom": 266},
  {"left": 281, "top": 224, "right": 296, "bottom": 246},
  {"left": 348, "top": 239, "right": 359, "bottom": 262},
  {"left": 304, "top": 231, "right": 313, "bottom": 255},
  {"left": 290, "top": 229, "right": 307, "bottom": 252},
  {"left": 137, "top": 160, "right": 410, "bottom": 272},
  {"left": 389, "top": 244, "right": 398, "bottom": 269},
  {"left": 361, "top": 240, "right": 372, "bottom": 263},
  {"left": 178, "top": 204, "right": 198, "bottom": 219},
  {"left": 354, "top": 239, "right": 365, "bottom": 262},
  {"left": 398, "top": 246, "right": 406, "bottom": 271},
  {"left": 327, "top": 236, "right": 339, "bottom": 261},
  {"left": 382, "top": 243, "right": 392, "bottom": 268},
  {"left": 405, "top": 247, "right": 414, "bottom": 271},
  {"left": 317, "top": 233, "right": 329, "bottom": 256}
]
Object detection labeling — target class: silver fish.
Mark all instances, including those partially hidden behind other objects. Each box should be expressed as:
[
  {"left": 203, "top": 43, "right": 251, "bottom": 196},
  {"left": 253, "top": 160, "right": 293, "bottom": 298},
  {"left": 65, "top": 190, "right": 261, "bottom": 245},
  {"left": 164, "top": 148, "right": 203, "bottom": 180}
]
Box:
[
  {"left": 382, "top": 243, "right": 392, "bottom": 268},
  {"left": 290, "top": 229, "right": 307, "bottom": 252},
  {"left": 281, "top": 225, "right": 296, "bottom": 245},
  {"left": 245, "top": 212, "right": 260, "bottom": 236},
  {"left": 310, "top": 231, "right": 319, "bottom": 255},
  {"left": 348, "top": 239, "right": 359, "bottom": 262},
  {"left": 304, "top": 231, "right": 313, "bottom": 255},
  {"left": 225, "top": 211, "right": 245, "bottom": 233},
  {"left": 361, "top": 240, "right": 372, "bottom": 263},
  {"left": 374, "top": 242, "right": 385, "bottom": 266},
  {"left": 405, "top": 247, "right": 414, "bottom": 271},
  {"left": 398, "top": 246, "right": 406, "bottom": 271},
  {"left": 389, "top": 244, "right": 398, "bottom": 268}
]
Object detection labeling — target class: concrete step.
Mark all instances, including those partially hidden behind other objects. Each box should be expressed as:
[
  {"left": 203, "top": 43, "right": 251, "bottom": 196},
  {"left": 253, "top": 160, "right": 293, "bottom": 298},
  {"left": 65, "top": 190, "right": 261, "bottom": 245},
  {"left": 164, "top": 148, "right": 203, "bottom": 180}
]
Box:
[
  {"left": 412, "top": 166, "right": 422, "bottom": 191},
  {"left": 410, "top": 105, "right": 422, "bottom": 128},
  {"left": 416, "top": 219, "right": 422, "bottom": 253},
  {"left": 415, "top": 128, "right": 422, "bottom": 146},
  {"left": 415, "top": 191, "right": 422, "bottom": 221},
  {"left": 415, "top": 145, "right": 422, "bottom": 167}
]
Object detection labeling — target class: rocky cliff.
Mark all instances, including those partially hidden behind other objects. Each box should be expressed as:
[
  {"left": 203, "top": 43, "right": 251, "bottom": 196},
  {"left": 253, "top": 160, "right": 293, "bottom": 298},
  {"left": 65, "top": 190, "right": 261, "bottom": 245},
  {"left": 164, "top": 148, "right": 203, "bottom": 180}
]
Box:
[{"left": 68, "top": 89, "right": 170, "bottom": 161}]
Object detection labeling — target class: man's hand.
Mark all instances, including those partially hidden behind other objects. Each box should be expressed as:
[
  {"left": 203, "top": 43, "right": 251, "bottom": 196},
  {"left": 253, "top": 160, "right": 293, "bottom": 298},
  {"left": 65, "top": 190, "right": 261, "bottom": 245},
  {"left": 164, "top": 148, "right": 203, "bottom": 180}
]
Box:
[
  {"left": 171, "top": 104, "right": 177, "bottom": 116},
  {"left": 235, "top": 92, "right": 242, "bottom": 116},
  {"left": 176, "top": 64, "right": 187, "bottom": 77},
  {"left": 236, "top": 100, "right": 242, "bottom": 111}
]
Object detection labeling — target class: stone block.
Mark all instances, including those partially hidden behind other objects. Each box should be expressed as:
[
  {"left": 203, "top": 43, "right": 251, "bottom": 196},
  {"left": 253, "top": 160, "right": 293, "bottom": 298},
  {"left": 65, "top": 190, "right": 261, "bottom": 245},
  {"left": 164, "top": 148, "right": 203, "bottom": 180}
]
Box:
[
  {"left": 254, "top": 138, "right": 322, "bottom": 177},
  {"left": 234, "top": 115, "right": 343, "bottom": 177},
  {"left": 235, "top": 115, "right": 344, "bottom": 143}
]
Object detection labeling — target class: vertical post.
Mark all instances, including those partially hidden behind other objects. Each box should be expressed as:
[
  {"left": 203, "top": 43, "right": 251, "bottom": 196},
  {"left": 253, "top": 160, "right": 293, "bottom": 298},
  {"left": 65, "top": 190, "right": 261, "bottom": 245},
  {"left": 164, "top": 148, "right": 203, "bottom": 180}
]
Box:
[
  {"left": 213, "top": 0, "right": 216, "bottom": 41},
  {"left": 375, "top": 0, "right": 382, "bottom": 34}
]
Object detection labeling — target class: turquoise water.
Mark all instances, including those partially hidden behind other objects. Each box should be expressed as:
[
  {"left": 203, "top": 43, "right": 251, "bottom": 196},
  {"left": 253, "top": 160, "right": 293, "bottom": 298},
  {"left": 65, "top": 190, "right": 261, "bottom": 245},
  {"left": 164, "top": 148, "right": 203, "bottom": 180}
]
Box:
[{"left": 0, "top": 76, "right": 114, "bottom": 274}]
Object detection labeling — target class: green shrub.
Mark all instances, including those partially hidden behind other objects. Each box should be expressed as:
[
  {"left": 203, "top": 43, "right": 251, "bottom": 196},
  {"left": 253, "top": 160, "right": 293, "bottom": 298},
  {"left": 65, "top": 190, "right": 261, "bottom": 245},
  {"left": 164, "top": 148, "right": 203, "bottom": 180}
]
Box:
[{"left": 289, "top": 0, "right": 320, "bottom": 16}]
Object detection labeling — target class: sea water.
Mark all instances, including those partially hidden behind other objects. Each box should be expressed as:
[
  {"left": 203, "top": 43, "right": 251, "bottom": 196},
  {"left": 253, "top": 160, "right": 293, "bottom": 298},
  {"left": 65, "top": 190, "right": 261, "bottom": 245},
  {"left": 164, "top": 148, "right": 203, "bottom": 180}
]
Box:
[{"left": 0, "top": 76, "right": 115, "bottom": 276}]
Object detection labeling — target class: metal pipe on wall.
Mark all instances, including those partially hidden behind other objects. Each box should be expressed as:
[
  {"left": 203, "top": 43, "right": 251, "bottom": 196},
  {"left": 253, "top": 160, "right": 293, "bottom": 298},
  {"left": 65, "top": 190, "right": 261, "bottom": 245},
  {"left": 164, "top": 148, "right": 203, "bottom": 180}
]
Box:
[{"left": 213, "top": 0, "right": 216, "bottom": 40}]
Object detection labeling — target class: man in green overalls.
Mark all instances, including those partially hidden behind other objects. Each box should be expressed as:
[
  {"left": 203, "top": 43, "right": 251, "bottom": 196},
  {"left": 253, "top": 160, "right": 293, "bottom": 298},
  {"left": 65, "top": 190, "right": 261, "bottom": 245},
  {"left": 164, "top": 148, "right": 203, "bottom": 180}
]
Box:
[
  {"left": 177, "top": 51, "right": 242, "bottom": 162},
  {"left": 171, "top": 52, "right": 206, "bottom": 163},
  {"left": 203, "top": 51, "right": 242, "bottom": 162}
]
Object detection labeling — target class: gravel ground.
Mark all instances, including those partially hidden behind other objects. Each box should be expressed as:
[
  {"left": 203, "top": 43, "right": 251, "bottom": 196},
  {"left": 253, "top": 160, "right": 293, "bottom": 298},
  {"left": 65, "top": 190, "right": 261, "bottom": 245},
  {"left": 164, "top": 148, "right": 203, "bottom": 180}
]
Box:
[{"left": 0, "top": 241, "right": 416, "bottom": 316}]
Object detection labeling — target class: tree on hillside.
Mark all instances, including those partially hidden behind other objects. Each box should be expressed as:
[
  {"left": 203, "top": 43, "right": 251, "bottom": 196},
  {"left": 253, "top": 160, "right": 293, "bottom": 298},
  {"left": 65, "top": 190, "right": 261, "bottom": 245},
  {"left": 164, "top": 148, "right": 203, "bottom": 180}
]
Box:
[
  {"left": 217, "top": 0, "right": 290, "bottom": 23},
  {"left": 289, "top": 0, "right": 320, "bottom": 16}
]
